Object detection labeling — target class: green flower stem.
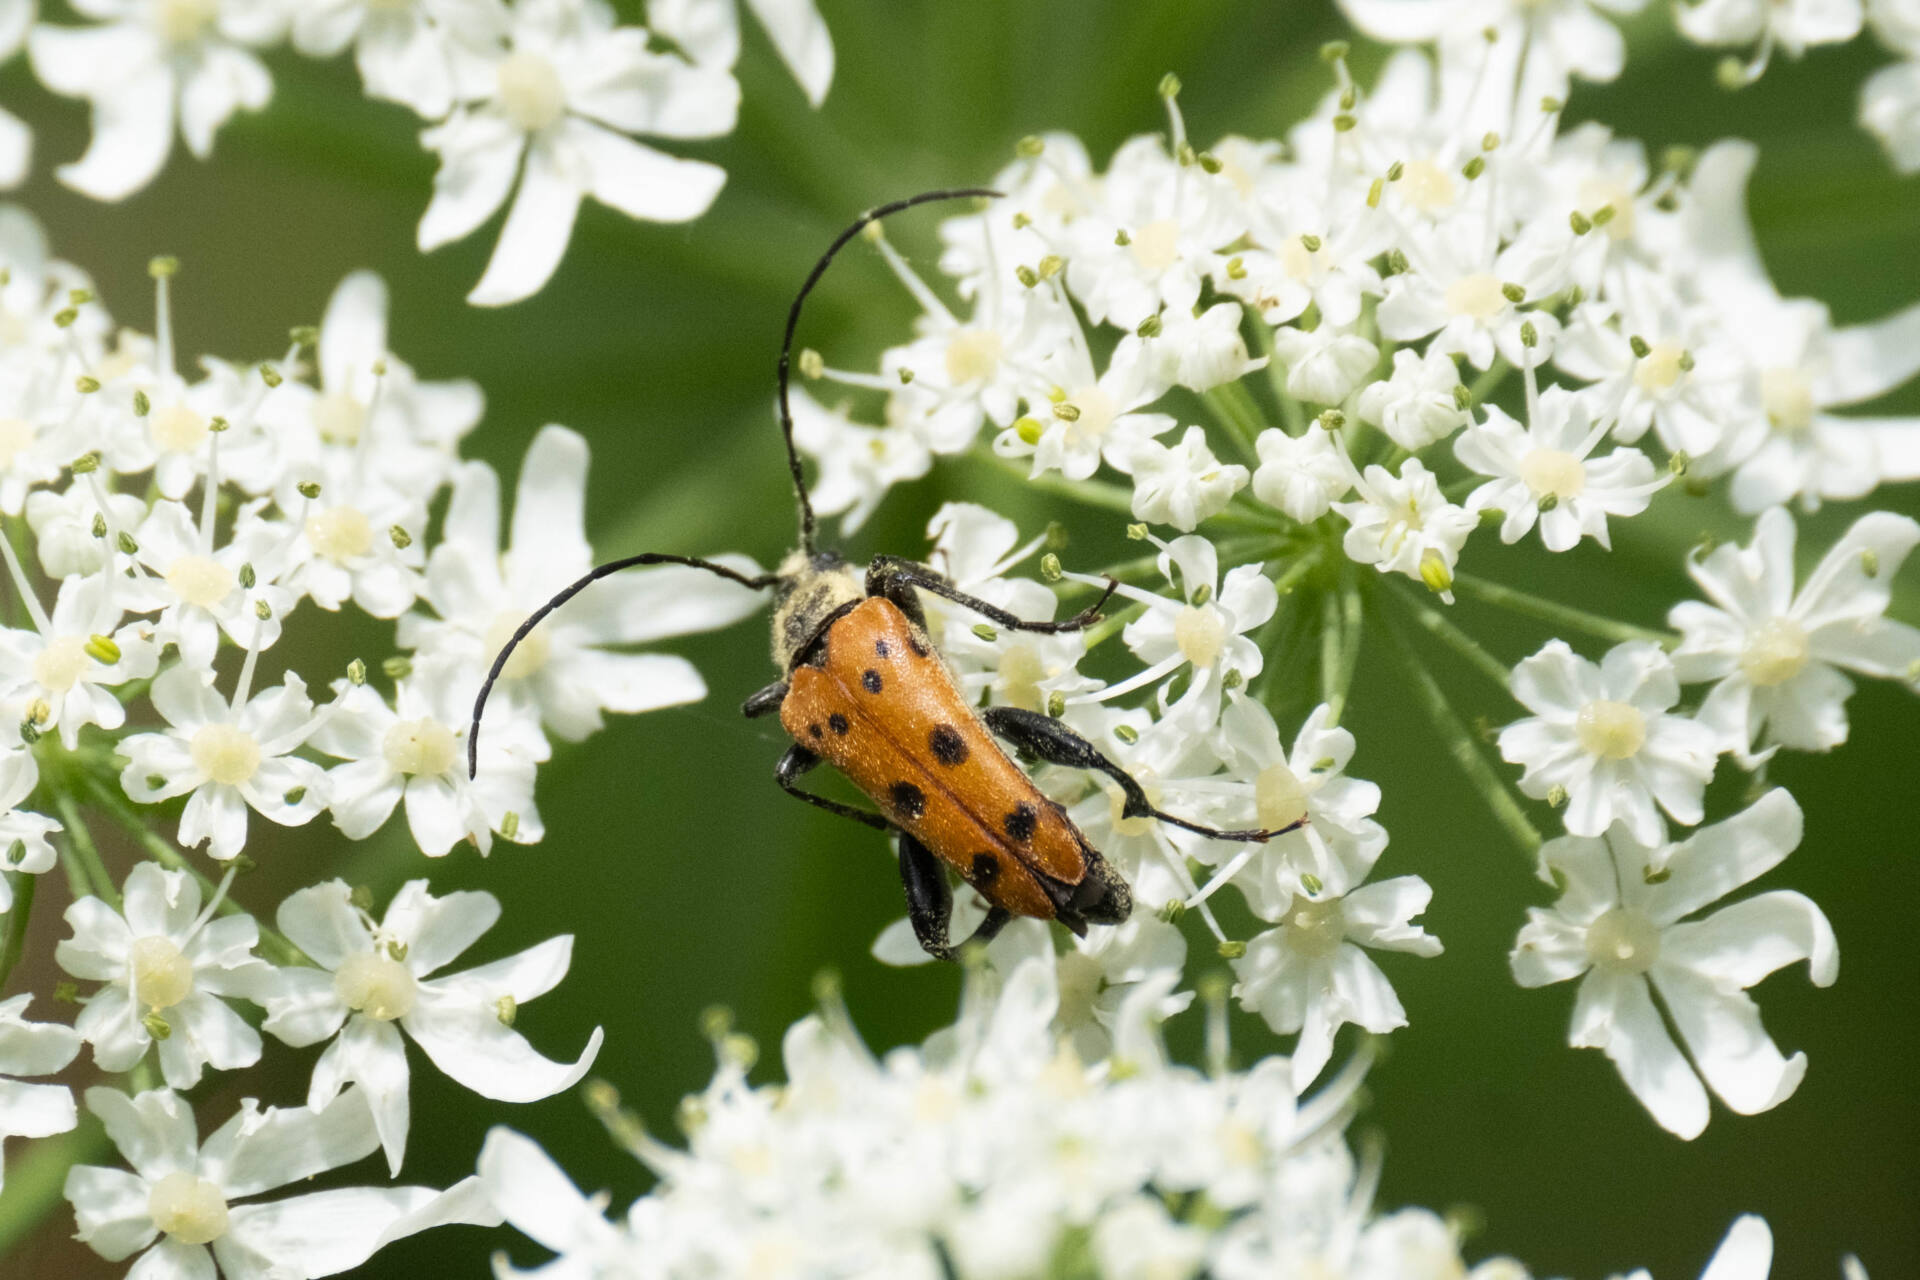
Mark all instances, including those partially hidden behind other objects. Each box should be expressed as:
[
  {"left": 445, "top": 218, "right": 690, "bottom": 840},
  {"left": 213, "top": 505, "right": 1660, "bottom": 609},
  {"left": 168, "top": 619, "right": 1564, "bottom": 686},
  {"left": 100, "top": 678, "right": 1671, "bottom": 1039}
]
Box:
[
  {"left": 1452, "top": 573, "right": 1675, "bottom": 648},
  {"left": 1062, "top": 536, "right": 1287, "bottom": 599},
  {"left": 1380, "top": 616, "right": 1543, "bottom": 859},
  {"left": 1319, "top": 591, "right": 1345, "bottom": 715},
  {"left": 51, "top": 791, "right": 118, "bottom": 909},
  {"left": 0, "top": 872, "right": 36, "bottom": 994},
  {"left": 1084, "top": 599, "right": 1149, "bottom": 651},
  {"left": 1387, "top": 580, "right": 1514, "bottom": 691},
  {"left": 1270, "top": 546, "right": 1325, "bottom": 599},
  {"left": 1324, "top": 582, "right": 1366, "bottom": 725},
  {"left": 1467, "top": 358, "right": 1512, "bottom": 407},
  {"left": 1201, "top": 381, "right": 1268, "bottom": 466},
  {"left": 1246, "top": 319, "right": 1304, "bottom": 436},
  {"left": 82, "top": 777, "right": 306, "bottom": 965},
  {"left": 0, "top": 1120, "right": 111, "bottom": 1259},
  {"left": 982, "top": 453, "right": 1140, "bottom": 519},
  {"left": 980, "top": 452, "right": 1275, "bottom": 534},
  {"left": 56, "top": 838, "right": 94, "bottom": 902}
]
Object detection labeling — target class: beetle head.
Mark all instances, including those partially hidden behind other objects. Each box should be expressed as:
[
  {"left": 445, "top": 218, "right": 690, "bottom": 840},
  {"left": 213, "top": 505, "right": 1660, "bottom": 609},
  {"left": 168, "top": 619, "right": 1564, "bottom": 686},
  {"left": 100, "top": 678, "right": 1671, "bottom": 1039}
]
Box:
[{"left": 770, "top": 547, "right": 865, "bottom": 669}]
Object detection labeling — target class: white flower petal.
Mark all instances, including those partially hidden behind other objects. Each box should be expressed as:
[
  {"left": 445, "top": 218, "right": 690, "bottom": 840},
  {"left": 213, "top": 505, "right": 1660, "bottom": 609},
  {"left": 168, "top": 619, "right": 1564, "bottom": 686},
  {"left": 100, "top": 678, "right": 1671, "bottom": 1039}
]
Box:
[
  {"left": 466, "top": 138, "right": 584, "bottom": 306},
  {"left": 1568, "top": 970, "right": 1709, "bottom": 1139},
  {"left": 404, "top": 996, "right": 603, "bottom": 1103}
]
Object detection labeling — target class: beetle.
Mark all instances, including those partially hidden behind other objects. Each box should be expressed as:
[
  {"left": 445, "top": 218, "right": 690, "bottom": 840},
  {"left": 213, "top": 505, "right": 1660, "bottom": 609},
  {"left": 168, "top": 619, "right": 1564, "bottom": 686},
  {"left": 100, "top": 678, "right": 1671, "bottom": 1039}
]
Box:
[{"left": 469, "top": 188, "right": 1304, "bottom": 960}]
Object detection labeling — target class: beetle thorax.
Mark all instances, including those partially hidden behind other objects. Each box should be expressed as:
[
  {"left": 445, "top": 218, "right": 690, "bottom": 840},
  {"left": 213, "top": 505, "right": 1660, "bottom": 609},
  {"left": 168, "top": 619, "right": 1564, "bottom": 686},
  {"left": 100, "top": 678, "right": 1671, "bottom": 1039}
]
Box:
[{"left": 770, "top": 549, "right": 866, "bottom": 669}]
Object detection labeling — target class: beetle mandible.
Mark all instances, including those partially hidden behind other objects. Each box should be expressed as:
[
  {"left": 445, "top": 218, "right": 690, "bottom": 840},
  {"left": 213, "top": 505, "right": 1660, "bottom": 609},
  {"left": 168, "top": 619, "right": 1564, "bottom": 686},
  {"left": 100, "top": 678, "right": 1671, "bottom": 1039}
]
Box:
[{"left": 469, "top": 188, "right": 1305, "bottom": 961}]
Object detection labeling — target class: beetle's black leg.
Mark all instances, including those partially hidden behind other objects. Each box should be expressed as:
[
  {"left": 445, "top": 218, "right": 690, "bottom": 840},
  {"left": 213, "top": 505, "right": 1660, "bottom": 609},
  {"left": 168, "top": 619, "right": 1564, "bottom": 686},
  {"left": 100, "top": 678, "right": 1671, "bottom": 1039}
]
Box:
[
  {"left": 866, "top": 555, "right": 1119, "bottom": 634},
  {"left": 980, "top": 706, "right": 1308, "bottom": 843},
  {"left": 775, "top": 745, "right": 892, "bottom": 831},
  {"left": 899, "top": 832, "right": 1012, "bottom": 962},
  {"left": 741, "top": 680, "right": 789, "bottom": 718},
  {"left": 898, "top": 831, "right": 956, "bottom": 960}
]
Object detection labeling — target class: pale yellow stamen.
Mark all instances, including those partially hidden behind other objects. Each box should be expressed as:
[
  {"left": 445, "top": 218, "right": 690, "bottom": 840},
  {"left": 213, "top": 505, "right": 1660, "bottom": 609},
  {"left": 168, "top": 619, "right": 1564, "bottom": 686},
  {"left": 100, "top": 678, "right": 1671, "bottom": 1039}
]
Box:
[
  {"left": 32, "top": 636, "right": 92, "bottom": 695},
  {"left": 382, "top": 719, "right": 458, "bottom": 777},
  {"left": 189, "top": 723, "right": 261, "bottom": 786},
  {"left": 305, "top": 506, "right": 373, "bottom": 563},
  {"left": 129, "top": 935, "right": 194, "bottom": 1010},
  {"left": 1585, "top": 906, "right": 1661, "bottom": 974},
  {"left": 334, "top": 950, "right": 419, "bottom": 1021},
  {"left": 148, "top": 1172, "right": 229, "bottom": 1245},
  {"left": 1574, "top": 700, "right": 1646, "bottom": 760},
  {"left": 165, "top": 556, "right": 236, "bottom": 609},
  {"left": 1739, "top": 617, "right": 1810, "bottom": 687},
  {"left": 497, "top": 52, "right": 566, "bottom": 132}
]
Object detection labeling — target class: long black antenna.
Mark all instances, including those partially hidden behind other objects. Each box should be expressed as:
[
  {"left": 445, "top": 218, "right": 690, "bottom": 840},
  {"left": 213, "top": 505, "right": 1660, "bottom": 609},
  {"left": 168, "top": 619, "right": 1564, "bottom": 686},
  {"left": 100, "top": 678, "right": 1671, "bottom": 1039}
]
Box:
[
  {"left": 469, "top": 553, "right": 775, "bottom": 778},
  {"left": 778, "top": 186, "right": 1002, "bottom": 555}
]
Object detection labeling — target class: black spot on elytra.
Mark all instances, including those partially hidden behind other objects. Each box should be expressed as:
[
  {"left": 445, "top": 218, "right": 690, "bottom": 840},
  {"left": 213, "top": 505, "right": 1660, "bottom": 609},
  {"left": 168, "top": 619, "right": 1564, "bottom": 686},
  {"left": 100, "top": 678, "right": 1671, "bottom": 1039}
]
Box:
[
  {"left": 862, "top": 669, "right": 884, "bottom": 694},
  {"left": 908, "top": 633, "right": 930, "bottom": 658},
  {"left": 971, "top": 853, "right": 1000, "bottom": 882},
  {"left": 890, "top": 781, "right": 926, "bottom": 819},
  {"left": 828, "top": 713, "right": 850, "bottom": 735},
  {"left": 874, "top": 638, "right": 891, "bottom": 658},
  {"left": 928, "top": 724, "right": 969, "bottom": 766},
  {"left": 1003, "top": 802, "right": 1038, "bottom": 842},
  {"left": 808, "top": 723, "right": 823, "bottom": 739}
]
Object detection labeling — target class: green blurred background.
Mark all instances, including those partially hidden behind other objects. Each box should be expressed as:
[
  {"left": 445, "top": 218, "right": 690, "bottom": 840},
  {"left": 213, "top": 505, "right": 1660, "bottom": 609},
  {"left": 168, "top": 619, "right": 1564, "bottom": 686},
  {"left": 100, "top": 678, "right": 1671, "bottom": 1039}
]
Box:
[{"left": 2, "top": 1, "right": 1917, "bottom": 1275}]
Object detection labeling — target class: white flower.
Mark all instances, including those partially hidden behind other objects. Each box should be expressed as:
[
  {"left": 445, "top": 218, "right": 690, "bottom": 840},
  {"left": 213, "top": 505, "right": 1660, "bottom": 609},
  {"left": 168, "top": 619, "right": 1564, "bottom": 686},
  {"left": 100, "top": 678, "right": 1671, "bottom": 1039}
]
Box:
[
  {"left": 1675, "top": 0, "right": 1863, "bottom": 61},
  {"left": 1861, "top": 59, "right": 1920, "bottom": 173},
  {"left": 1498, "top": 640, "right": 1723, "bottom": 848},
  {"left": 1128, "top": 426, "right": 1249, "bottom": 532},
  {"left": 262, "top": 879, "right": 603, "bottom": 1176},
  {"left": 1251, "top": 426, "right": 1350, "bottom": 523},
  {"left": 789, "top": 385, "right": 933, "bottom": 533},
  {"left": 1332, "top": 457, "right": 1476, "bottom": 601},
  {"left": 64, "top": 1086, "right": 500, "bottom": 1277},
  {"left": 57, "top": 861, "right": 274, "bottom": 1089},
  {"left": 1677, "top": 142, "right": 1920, "bottom": 508},
  {"left": 1231, "top": 836, "right": 1440, "bottom": 1090},
  {"left": 1339, "top": 0, "right": 1645, "bottom": 90},
  {"left": 0, "top": 1, "right": 33, "bottom": 188},
  {"left": 1063, "top": 133, "right": 1245, "bottom": 330},
  {"left": 997, "top": 331, "right": 1176, "bottom": 482},
  {"left": 1668, "top": 507, "right": 1920, "bottom": 759},
  {"left": 1356, "top": 346, "right": 1469, "bottom": 452},
  {"left": 291, "top": 0, "right": 507, "bottom": 120},
  {"left": 0, "top": 573, "right": 159, "bottom": 749},
  {"left": 1455, "top": 388, "right": 1661, "bottom": 552},
  {"left": 313, "top": 668, "right": 544, "bottom": 856},
  {"left": 0, "top": 736, "right": 59, "bottom": 914},
  {"left": 401, "top": 423, "right": 765, "bottom": 742},
  {"left": 0, "top": 994, "right": 81, "bottom": 1195},
  {"left": 1376, "top": 221, "right": 1565, "bottom": 371},
  {"left": 1075, "top": 535, "right": 1277, "bottom": 730},
  {"left": 118, "top": 667, "right": 328, "bottom": 860},
  {"left": 1209, "top": 695, "right": 1390, "bottom": 919},
  {"left": 417, "top": 0, "right": 735, "bottom": 304},
  {"left": 29, "top": 0, "right": 283, "bottom": 201},
  {"left": 917, "top": 502, "right": 1098, "bottom": 713},
  {"left": 1510, "top": 791, "right": 1836, "bottom": 1138},
  {"left": 478, "top": 1127, "right": 637, "bottom": 1276},
  {"left": 1148, "top": 301, "right": 1266, "bottom": 393},
  {"left": 1270, "top": 325, "right": 1379, "bottom": 406},
  {"left": 646, "top": 0, "right": 835, "bottom": 107},
  {"left": 127, "top": 499, "right": 296, "bottom": 670}
]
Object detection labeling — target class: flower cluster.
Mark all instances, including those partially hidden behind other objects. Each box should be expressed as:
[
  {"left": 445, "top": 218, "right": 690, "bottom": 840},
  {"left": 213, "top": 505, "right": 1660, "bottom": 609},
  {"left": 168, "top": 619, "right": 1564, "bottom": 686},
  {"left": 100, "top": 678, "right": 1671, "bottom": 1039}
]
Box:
[
  {"left": 0, "top": 211, "right": 763, "bottom": 1270},
  {"left": 9, "top": 0, "right": 833, "bottom": 303},
  {"left": 779, "top": 25, "right": 1920, "bottom": 1141},
  {"left": 476, "top": 955, "right": 1864, "bottom": 1280},
  {"left": 1340, "top": 0, "right": 1920, "bottom": 176},
  {"left": 1, "top": 0, "right": 1914, "bottom": 1272}
]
